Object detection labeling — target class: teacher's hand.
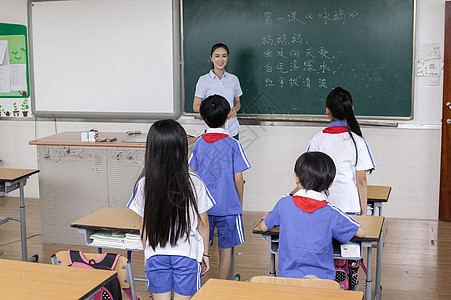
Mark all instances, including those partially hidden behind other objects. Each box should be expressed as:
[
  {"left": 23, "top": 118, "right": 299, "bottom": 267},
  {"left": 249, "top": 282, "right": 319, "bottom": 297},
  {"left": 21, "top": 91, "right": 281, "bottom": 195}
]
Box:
[{"left": 230, "top": 107, "right": 237, "bottom": 118}]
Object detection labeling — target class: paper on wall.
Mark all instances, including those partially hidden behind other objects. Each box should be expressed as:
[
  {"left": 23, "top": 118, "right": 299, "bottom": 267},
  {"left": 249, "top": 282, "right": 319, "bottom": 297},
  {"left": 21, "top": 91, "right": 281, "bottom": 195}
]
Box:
[
  {"left": 0, "top": 40, "right": 8, "bottom": 65},
  {"left": 10, "top": 64, "right": 27, "bottom": 91},
  {"left": 0, "top": 65, "right": 11, "bottom": 93}
]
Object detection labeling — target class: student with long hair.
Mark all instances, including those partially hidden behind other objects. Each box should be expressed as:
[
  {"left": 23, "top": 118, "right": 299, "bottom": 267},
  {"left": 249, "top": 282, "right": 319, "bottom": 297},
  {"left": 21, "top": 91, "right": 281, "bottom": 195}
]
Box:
[
  {"left": 193, "top": 43, "right": 243, "bottom": 140},
  {"left": 307, "top": 87, "right": 376, "bottom": 215},
  {"left": 127, "top": 119, "right": 215, "bottom": 300}
]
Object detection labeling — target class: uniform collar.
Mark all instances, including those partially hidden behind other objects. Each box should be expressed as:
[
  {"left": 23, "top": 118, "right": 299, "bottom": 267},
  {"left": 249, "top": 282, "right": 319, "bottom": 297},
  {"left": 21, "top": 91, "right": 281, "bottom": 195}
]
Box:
[
  {"left": 206, "top": 128, "right": 229, "bottom": 135},
  {"left": 323, "top": 121, "right": 348, "bottom": 134},
  {"left": 209, "top": 69, "right": 228, "bottom": 79},
  {"left": 328, "top": 121, "right": 348, "bottom": 128},
  {"left": 294, "top": 189, "right": 328, "bottom": 201},
  {"left": 202, "top": 128, "right": 229, "bottom": 143},
  {"left": 293, "top": 189, "right": 328, "bottom": 213}
]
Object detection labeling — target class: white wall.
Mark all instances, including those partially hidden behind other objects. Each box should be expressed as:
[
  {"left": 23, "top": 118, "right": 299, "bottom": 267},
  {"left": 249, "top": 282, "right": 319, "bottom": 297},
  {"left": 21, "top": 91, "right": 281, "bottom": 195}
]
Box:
[{"left": 0, "top": 0, "right": 444, "bottom": 220}]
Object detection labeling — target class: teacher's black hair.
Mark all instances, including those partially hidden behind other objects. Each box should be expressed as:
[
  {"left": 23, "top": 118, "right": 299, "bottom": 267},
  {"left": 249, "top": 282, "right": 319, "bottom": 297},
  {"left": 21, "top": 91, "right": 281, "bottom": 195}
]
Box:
[{"left": 210, "top": 43, "right": 229, "bottom": 70}]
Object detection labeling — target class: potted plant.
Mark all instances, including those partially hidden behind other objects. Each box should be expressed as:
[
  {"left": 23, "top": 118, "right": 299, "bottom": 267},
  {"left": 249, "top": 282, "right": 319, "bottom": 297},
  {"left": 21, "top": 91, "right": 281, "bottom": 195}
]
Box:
[
  {"left": 21, "top": 99, "right": 29, "bottom": 117},
  {"left": 5, "top": 111, "right": 10, "bottom": 116},
  {"left": 0, "top": 104, "right": 3, "bottom": 116},
  {"left": 12, "top": 102, "right": 19, "bottom": 116}
]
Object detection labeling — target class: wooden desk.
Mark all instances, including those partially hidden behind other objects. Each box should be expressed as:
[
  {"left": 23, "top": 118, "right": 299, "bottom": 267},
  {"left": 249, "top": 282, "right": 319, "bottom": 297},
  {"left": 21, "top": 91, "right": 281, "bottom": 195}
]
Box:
[
  {"left": 290, "top": 185, "right": 392, "bottom": 216},
  {"left": 253, "top": 216, "right": 384, "bottom": 300},
  {"left": 70, "top": 207, "right": 141, "bottom": 234},
  {"left": 367, "top": 185, "right": 392, "bottom": 216},
  {"left": 0, "top": 168, "right": 40, "bottom": 261},
  {"left": 192, "top": 278, "right": 364, "bottom": 300},
  {"left": 0, "top": 258, "right": 117, "bottom": 300},
  {"left": 71, "top": 207, "right": 142, "bottom": 300}
]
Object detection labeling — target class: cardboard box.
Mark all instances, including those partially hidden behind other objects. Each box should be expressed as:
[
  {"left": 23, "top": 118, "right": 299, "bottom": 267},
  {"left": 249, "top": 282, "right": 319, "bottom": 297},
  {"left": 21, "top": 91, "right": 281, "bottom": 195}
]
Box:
[
  {"left": 81, "top": 129, "right": 98, "bottom": 142},
  {"left": 340, "top": 242, "right": 361, "bottom": 258}
]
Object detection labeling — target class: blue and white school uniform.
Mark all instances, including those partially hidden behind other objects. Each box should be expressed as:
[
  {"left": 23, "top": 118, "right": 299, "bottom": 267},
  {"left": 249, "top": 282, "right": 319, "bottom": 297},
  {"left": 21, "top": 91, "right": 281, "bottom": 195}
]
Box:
[
  {"left": 195, "top": 70, "right": 243, "bottom": 137},
  {"left": 307, "top": 121, "right": 376, "bottom": 213},
  {"left": 127, "top": 173, "right": 215, "bottom": 295},
  {"left": 189, "top": 128, "right": 251, "bottom": 248},
  {"left": 264, "top": 189, "right": 360, "bottom": 280}
]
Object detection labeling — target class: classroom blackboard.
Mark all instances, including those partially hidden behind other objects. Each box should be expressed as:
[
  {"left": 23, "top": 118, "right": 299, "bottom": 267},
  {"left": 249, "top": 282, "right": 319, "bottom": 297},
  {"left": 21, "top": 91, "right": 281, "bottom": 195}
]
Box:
[
  {"left": 0, "top": 23, "right": 29, "bottom": 99},
  {"left": 183, "top": 0, "right": 415, "bottom": 119}
]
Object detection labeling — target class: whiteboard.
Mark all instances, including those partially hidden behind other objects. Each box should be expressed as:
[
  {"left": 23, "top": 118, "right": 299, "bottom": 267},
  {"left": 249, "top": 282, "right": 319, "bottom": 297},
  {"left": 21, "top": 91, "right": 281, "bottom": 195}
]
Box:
[{"left": 29, "top": 0, "right": 180, "bottom": 119}]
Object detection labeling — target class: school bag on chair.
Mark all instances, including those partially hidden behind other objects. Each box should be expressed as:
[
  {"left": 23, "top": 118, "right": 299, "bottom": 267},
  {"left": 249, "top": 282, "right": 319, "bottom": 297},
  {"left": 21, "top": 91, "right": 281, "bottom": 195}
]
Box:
[
  {"left": 68, "top": 250, "right": 123, "bottom": 300},
  {"left": 334, "top": 258, "right": 367, "bottom": 290},
  {"left": 52, "top": 250, "right": 139, "bottom": 300}
]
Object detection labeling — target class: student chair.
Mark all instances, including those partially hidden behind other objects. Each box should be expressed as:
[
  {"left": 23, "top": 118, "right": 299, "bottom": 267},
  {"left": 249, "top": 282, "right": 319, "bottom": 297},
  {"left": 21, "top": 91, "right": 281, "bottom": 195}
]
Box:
[
  {"left": 250, "top": 275, "right": 340, "bottom": 290},
  {"left": 51, "top": 251, "right": 136, "bottom": 299}
]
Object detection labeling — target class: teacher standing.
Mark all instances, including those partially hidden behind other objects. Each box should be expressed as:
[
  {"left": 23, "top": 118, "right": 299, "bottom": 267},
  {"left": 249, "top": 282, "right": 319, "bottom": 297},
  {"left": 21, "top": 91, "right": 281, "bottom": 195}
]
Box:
[{"left": 193, "top": 43, "right": 243, "bottom": 140}]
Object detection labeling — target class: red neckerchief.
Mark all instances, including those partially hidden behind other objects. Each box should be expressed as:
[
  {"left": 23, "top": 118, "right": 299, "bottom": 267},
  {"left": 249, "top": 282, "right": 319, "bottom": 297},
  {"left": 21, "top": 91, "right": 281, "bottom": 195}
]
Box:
[
  {"left": 293, "top": 196, "right": 328, "bottom": 213},
  {"left": 322, "top": 126, "right": 348, "bottom": 134},
  {"left": 202, "top": 133, "right": 229, "bottom": 143}
]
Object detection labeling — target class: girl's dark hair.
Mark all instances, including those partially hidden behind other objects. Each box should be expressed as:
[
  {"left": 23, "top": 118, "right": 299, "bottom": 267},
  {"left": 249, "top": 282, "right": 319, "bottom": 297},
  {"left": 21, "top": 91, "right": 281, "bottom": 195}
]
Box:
[
  {"left": 295, "top": 152, "right": 336, "bottom": 195},
  {"left": 210, "top": 43, "right": 229, "bottom": 70},
  {"left": 137, "top": 119, "right": 198, "bottom": 250},
  {"left": 326, "top": 87, "right": 362, "bottom": 165}
]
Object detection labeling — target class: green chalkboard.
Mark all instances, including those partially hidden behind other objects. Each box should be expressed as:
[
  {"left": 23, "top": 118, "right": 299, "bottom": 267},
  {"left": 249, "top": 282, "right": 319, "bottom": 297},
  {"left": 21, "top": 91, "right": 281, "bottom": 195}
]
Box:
[
  {"left": 183, "top": 0, "right": 414, "bottom": 119},
  {"left": 0, "top": 23, "right": 29, "bottom": 99}
]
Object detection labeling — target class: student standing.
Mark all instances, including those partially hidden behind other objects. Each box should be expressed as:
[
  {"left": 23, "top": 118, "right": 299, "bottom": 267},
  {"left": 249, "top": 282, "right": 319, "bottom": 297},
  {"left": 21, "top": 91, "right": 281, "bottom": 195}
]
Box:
[
  {"left": 127, "top": 119, "right": 215, "bottom": 300},
  {"left": 261, "top": 152, "right": 366, "bottom": 280},
  {"left": 307, "top": 87, "right": 375, "bottom": 215},
  {"left": 193, "top": 43, "right": 243, "bottom": 140},
  {"left": 189, "top": 95, "right": 251, "bottom": 279}
]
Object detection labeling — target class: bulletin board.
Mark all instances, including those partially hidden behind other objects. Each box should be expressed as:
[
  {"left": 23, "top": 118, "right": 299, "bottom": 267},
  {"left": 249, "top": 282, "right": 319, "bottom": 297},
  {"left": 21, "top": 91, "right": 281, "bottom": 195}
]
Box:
[{"left": 0, "top": 23, "right": 29, "bottom": 98}]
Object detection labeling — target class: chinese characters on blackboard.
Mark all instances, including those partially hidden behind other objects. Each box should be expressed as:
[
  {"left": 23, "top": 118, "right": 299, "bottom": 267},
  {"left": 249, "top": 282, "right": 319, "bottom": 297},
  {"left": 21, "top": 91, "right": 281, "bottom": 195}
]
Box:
[{"left": 261, "top": 9, "right": 358, "bottom": 90}]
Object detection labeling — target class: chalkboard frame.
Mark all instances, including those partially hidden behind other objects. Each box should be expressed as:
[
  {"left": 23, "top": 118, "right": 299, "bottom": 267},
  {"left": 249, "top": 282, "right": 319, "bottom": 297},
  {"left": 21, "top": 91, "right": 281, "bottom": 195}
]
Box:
[{"left": 180, "top": 0, "right": 416, "bottom": 121}]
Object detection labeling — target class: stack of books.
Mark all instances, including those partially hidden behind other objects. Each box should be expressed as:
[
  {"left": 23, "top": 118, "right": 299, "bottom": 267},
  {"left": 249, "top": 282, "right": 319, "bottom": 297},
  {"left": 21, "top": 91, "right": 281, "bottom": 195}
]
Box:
[
  {"left": 89, "top": 231, "right": 143, "bottom": 250},
  {"left": 89, "top": 231, "right": 125, "bottom": 248},
  {"left": 124, "top": 233, "right": 143, "bottom": 250}
]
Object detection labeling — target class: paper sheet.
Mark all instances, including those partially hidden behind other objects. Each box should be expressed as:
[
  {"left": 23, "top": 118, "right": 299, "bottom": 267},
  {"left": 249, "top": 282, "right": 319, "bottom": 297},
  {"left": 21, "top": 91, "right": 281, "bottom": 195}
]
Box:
[
  {"left": 0, "top": 65, "right": 11, "bottom": 93},
  {"left": 0, "top": 40, "right": 8, "bottom": 65},
  {"left": 10, "top": 64, "right": 27, "bottom": 91}
]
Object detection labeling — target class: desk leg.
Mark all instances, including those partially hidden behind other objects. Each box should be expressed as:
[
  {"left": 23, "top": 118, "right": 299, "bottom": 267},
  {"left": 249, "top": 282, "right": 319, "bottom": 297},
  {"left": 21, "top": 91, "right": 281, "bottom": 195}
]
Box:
[
  {"left": 365, "top": 244, "right": 373, "bottom": 300},
  {"left": 19, "top": 181, "right": 28, "bottom": 262},
  {"left": 375, "top": 231, "right": 383, "bottom": 300},
  {"left": 229, "top": 246, "right": 235, "bottom": 280},
  {"left": 270, "top": 252, "right": 276, "bottom": 276},
  {"left": 126, "top": 251, "right": 137, "bottom": 300}
]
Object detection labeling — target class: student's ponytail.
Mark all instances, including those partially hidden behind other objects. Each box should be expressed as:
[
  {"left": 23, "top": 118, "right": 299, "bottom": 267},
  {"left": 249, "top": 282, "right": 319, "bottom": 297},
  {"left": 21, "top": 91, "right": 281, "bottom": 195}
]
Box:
[{"left": 326, "top": 87, "right": 362, "bottom": 165}]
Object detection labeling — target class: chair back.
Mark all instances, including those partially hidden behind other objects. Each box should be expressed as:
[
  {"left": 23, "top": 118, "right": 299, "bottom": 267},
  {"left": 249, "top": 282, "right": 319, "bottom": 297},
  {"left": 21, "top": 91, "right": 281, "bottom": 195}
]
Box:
[
  {"left": 250, "top": 276, "right": 340, "bottom": 290},
  {"left": 52, "top": 251, "right": 130, "bottom": 289}
]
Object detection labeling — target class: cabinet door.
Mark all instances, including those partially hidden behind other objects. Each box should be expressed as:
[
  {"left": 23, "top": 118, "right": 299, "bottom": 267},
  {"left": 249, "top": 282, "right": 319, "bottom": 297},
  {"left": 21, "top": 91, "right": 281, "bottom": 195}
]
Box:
[
  {"left": 107, "top": 148, "right": 144, "bottom": 208},
  {"left": 37, "top": 146, "right": 108, "bottom": 245}
]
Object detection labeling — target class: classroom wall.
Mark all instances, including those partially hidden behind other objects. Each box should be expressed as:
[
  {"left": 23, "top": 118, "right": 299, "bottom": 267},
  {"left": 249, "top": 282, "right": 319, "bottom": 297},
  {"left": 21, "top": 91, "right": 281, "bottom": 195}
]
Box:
[{"left": 0, "top": 0, "right": 444, "bottom": 220}]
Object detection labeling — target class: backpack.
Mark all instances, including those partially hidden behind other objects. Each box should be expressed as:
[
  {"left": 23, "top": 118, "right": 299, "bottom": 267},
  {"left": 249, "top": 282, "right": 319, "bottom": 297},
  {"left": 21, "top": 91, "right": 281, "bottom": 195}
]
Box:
[
  {"left": 68, "top": 250, "right": 123, "bottom": 300},
  {"left": 334, "top": 258, "right": 367, "bottom": 290}
]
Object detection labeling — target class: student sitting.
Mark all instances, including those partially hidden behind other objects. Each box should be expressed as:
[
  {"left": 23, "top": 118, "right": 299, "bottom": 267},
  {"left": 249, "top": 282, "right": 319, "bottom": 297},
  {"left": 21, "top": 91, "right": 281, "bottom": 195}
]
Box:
[
  {"left": 189, "top": 94, "right": 251, "bottom": 279},
  {"left": 260, "top": 152, "right": 365, "bottom": 280}
]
